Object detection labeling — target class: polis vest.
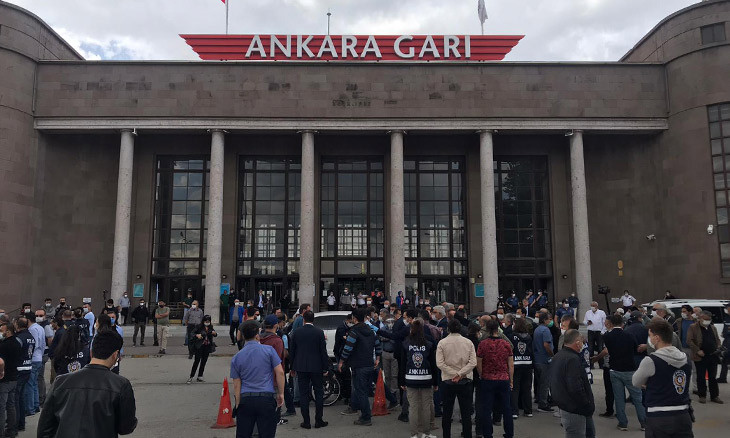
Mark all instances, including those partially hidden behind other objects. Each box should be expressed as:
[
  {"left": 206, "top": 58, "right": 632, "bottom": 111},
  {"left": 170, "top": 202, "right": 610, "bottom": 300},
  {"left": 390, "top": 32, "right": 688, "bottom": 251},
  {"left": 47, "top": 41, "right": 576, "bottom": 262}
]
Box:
[
  {"left": 15, "top": 330, "right": 35, "bottom": 372},
  {"left": 510, "top": 333, "right": 533, "bottom": 366},
  {"left": 644, "top": 354, "right": 692, "bottom": 416},
  {"left": 402, "top": 338, "right": 434, "bottom": 388}
]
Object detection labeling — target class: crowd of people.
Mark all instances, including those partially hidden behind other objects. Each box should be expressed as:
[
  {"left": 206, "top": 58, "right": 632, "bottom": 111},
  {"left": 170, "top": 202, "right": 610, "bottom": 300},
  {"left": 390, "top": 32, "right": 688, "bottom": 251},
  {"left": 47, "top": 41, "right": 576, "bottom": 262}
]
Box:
[
  {"left": 0, "top": 291, "right": 727, "bottom": 438},
  {"left": 0, "top": 298, "right": 137, "bottom": 437},
  {"left": 228, "top": 294, "right": 730, "bottom": 438}
]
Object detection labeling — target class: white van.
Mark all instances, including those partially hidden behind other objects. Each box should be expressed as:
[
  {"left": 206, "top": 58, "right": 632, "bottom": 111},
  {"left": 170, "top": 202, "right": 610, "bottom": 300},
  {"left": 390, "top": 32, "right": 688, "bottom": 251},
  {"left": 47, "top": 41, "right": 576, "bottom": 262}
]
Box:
[{"left": 642, "top": 299, "right": 729, "bottom": 344}]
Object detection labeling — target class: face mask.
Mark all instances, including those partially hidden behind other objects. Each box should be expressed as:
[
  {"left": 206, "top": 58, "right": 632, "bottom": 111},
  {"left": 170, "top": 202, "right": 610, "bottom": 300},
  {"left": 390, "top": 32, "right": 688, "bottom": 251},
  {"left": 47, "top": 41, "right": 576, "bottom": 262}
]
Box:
[
  {"left": 83, "top": 308, "right": 90, "bottom": 314},
  {"left": 651, "top": 310, "right": 658, "bottom": 317},
  {"left": 563, "top": 304, "right": 569, "bottom": 308},
  {"left": 548, "top": 321, "right": 554, "bottom": 327},
  {"left": 124, "top": 295, "right": 128, "bottom": 298},
  {"left": 345, "top": 322, "right": 354, "bottom": 327},
  {"left": 0, "top": 333, "right": 5, "bottom": 340},
  {"left": 204, "top": 322, "right": 210, "bottom": 326},
  {"left": 561, "top": 329, "right": 566, "bottom": 335},
  {"left": 647, "top": 336, "right": 656, "bottom": 350},
  {"left": 515, "top": 314, "right": 522, "bottom": 319},
  {"left": 701, "top": 320, "right": 711, "bottom": 327},
  {"left": 682, "top": 313, "right": 690, "bottom": 319},
  {"left": 692, "top": 314, "right": 699, "bottom": 320},
  {"left": 497, "top": 314, "right": 504, "bottom": 320},
  {"left": 60, "top": 302, "right": 66, "bottom": 306},
  {"left": 45, "top": 303, "right": 52, "bottom": 308},
  {"left": 110, "top": 318, "right": 116, "bottom": 325},
  {"left": 591, "top": 306, "right": 597, "bottom": 312},
  {"left": 140, "top": 303, "right": 145, "bottom": 307},
  {"left": 571, "top": 293, "right": 575, "bottom": 297},
  {"left": 36, "top": 317, "right": 44, "bottom": 323},
  {"left": 0, "top": 313, "right": 4, "bottom": 318},
  {"left": 191, "top": 305, "right": 197, "bottom": 309}
]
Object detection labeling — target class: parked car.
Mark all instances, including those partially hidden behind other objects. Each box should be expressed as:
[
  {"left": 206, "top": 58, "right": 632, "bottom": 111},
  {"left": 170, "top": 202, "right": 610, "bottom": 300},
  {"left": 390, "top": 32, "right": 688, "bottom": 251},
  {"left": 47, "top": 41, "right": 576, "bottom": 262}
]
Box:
[
  {"left": 642, "top": 299, "right": 729, "bottom": 343},
  {"left": 312, "top": 311, "right": 351, "bottom": 359}
]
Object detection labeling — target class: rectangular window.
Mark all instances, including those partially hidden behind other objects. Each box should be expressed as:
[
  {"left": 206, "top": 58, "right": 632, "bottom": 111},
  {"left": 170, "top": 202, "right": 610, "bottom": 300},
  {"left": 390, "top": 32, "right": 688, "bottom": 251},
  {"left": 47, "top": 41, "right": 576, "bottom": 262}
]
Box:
[
  {"left": 701, "top": 23, "right": 727, "bottom": 45},
  {"left": 709, "top": 103, "right": 730, "bottom": 277}
]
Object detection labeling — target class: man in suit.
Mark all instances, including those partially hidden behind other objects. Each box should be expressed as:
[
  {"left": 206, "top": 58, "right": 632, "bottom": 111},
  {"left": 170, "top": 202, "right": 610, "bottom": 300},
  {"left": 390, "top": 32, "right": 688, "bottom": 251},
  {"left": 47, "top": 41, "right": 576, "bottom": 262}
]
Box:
[{"left": 289, "top": 310, "right": 329, "bottom": 429}]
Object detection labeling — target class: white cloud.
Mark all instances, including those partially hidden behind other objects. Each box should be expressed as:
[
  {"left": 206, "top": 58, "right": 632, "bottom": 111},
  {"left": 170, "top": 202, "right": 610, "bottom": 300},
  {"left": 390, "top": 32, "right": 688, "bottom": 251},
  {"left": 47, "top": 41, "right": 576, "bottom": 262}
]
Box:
[{"left": 7, "top": 0, "right": 699, "bottom": 61}]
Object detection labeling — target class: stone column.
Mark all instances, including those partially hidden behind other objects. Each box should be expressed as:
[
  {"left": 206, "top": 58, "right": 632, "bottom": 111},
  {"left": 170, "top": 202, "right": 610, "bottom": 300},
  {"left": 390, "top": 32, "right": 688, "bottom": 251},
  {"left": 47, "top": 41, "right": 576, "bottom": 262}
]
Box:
[
  {"left": 205, "top": 130, "right": 225, "bottom": 324},
  {"left": 389, "top": 131, "right": 406, "bottom": 301},
  {"left": 479, "top": 130, "right": 500, "bottom": 312},
  {"left": 111, "top": 129, "right": 135, "bottom": 304},
  {"left": 570, "top": 130, "right": 593, "bottom": 317},
  {"left": 299, "top": 131, "right": 316, "bottom": 308}
]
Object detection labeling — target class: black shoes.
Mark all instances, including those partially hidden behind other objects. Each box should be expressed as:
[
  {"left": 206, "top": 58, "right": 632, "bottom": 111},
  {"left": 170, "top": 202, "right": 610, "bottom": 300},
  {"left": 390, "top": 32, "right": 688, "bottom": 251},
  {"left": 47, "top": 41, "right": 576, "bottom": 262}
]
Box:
[
  {"left": 354, "top": 419, "right": 372, "bottom": 426},
  {"left": 300, "top": 422, "right": 311, "bottom": 429},
  {"left": 599, "top": 411, "right": 614, "bottom": 418},
  {"left": 314, "top": 421, "right": 328, "bottom": 428},
  {"left": 397, "top": 413, "right": 409, "bottom": 422}
]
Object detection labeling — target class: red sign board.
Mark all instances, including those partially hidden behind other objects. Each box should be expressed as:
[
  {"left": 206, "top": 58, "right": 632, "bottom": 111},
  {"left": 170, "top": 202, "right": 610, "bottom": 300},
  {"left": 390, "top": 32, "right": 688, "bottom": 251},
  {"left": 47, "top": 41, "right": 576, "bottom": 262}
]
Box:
[{"left": 180, "top": 34, "right": 523, "bottom": 61}]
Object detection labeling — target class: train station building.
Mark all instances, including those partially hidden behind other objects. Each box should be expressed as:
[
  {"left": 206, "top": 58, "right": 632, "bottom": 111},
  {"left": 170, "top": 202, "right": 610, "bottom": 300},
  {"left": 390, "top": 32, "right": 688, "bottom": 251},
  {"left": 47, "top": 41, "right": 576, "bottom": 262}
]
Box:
[{"left": 1, "top": 0, "right": 729, "bottom": 321}]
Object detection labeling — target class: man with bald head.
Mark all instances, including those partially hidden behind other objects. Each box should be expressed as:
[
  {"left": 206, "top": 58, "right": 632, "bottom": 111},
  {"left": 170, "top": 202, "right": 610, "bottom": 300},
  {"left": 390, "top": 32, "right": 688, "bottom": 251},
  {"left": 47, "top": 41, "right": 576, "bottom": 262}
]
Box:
[{"left": 583, "top": 302, "right": 606, "bottom": 369}]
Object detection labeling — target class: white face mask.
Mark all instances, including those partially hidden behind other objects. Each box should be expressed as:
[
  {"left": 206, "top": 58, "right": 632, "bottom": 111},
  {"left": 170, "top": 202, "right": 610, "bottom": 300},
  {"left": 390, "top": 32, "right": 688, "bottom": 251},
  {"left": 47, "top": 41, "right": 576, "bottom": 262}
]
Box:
[
  {"left": 651, "top": 310, "right": 658, "bottom": 317},
  {"left": 0, "top": 333, "right": 5, "bottom": 340},
  {"left": 647, "top": 335, "right": 656, "bottom": 350},
  {"left": 591, "top": 306, "right": 597, "bottom": 312},
  {"left": 497, "top": 314, "right": 504, "bottom": 320},
  {"left": 36, "top": 317, "right": 44, "bottom": 323},
  {"left": 701, "top": 320, "right": 711, "bottom": 327},
  {"left": 561, "top": 329, "right": 566, "bottom": 335},
  {"left": 563, "top": 304, "right": 569, "bottom": 308},
  {"left": 515, "top": 314, "right": 522, "bottom": 319},
  {"left": 191, "top": 305, "right": 197, "bottom": 309}
]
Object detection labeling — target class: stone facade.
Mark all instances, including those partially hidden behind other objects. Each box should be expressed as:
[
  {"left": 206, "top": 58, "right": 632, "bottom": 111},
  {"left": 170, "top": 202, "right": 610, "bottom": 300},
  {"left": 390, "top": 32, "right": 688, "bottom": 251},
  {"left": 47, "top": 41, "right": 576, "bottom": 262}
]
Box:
[{"left": 1, "top": 0, "right": 729, "bottom": 312}]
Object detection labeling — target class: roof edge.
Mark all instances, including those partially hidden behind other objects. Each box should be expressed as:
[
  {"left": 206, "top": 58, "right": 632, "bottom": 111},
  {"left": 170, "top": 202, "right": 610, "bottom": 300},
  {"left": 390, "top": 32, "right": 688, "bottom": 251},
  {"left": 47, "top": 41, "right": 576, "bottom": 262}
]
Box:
[
  {"left": 0, "top": 0, "right": 83, "bottom": 60},
  {"left": 620, "top": 0, "right": 728, "bottom": 62}
]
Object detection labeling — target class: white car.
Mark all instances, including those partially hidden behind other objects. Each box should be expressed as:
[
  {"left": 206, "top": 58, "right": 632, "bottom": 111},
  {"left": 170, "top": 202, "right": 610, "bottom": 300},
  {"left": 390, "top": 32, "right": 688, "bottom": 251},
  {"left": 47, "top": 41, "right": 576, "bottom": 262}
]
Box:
[
  {"left": 642, "top": 299, "right": 729, "bottom": 343},
  {"left": 312, "top": 311, "right": 351, "bottom": 359}
]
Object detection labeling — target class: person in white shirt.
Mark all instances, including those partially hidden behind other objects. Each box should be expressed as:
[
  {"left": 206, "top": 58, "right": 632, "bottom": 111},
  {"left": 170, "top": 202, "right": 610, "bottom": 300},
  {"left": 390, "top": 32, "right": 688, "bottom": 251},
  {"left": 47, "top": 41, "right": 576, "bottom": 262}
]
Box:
[
  {"left": 621, "top": 290, "right": 636, "bottom": 312},
  {"left": 83, "top": 303, "right": 96, "bottom": 337},
  {"left": 357, "top": 293, "right": 366, "bottom": 308},
  {"left": 583, "top": 301, "right": 607, "bottom": 367},
  {"left": 327, "top": 292, "right": 337, "bottom": 311}
]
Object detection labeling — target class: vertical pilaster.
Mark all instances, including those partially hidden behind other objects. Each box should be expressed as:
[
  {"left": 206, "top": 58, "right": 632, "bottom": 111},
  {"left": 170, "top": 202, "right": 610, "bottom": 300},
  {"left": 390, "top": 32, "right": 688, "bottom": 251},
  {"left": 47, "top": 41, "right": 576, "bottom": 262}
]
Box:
[
  {"left": 205, "top": 130, "right": 225, "bottom": 324},
  {"left": 570, "top": 130, "right": 593, "bottom": 317},
  {"left": 479, "top": 130, "right": 500, "bottom": 311},
  {"left": 111, "top": 129, "right": 135, "bottom": 304},
  {"left": 389, "top": 131, "right": 406, "bottom": 301}
]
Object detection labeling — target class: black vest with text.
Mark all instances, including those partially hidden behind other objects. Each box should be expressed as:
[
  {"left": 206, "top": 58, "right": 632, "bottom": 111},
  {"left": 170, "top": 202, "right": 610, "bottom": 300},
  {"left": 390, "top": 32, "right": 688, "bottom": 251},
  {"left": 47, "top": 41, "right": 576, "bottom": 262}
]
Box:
[
  {"left": 510, "top": 333, "right": 533, "bottom": 366},
  {"left": 15, "top": 330, "right": 35, "bottom": 373},
  {"left": 644, "top": 354, "right": 692, "bottom": 417}
]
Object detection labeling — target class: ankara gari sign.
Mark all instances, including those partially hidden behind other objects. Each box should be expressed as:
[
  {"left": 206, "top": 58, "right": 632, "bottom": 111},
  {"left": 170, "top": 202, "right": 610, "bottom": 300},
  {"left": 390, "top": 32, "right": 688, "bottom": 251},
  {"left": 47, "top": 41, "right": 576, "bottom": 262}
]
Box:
[{"left": 181, "top": 34, "right": 523, "bottom": 61}]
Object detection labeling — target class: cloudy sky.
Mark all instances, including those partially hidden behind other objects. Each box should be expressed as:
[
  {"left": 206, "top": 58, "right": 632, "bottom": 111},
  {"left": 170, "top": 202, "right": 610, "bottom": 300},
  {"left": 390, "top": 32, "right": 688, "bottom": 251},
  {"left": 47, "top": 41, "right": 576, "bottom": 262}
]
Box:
[{"left": 8, "top": 0, "right": 698, "bottom": 61}]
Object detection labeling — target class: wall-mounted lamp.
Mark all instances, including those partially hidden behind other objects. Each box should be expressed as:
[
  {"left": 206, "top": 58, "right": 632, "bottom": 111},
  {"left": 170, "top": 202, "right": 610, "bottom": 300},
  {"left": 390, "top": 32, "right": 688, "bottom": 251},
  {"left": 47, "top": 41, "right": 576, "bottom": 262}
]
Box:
[
  {"left": 222, "top": 274, "right": 228, "bottom": 280},
  {"left": 561, "top": 274, "right": 568, "bottom": 279},
  {"left": 477, "top": 274, "right": 483, "bottom": 279},
  {"left": 707, "top": 224, "right": 715, "bottom": 235},
  {"left": 135, "top": 274, "right": 142, "bottom": 280}
]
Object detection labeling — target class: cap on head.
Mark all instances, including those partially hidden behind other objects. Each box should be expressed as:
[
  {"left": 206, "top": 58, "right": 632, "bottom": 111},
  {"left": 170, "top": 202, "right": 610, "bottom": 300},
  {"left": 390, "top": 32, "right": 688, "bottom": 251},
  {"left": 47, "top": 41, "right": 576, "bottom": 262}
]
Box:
[{"left": 264, "top": 314, "right": 279, "bottom": 327}]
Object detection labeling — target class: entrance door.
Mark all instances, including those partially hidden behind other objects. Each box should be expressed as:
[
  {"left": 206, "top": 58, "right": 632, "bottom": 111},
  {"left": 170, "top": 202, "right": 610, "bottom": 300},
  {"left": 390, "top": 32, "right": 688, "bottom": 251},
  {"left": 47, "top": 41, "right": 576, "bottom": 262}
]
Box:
[
  {"left": 420, "top": 278, "right": 452, "bottom": 305},
  {"left": 254, "top": 279, "right": 285, "bottom": 312},
  {"left": 150, "top": 276, "right": 203, "bottom": 319}
]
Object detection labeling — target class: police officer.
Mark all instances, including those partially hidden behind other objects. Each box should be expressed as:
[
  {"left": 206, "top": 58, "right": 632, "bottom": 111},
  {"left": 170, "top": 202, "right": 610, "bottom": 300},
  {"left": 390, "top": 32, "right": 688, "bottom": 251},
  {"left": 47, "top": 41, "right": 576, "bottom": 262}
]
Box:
[
  {"left": 632, "top": 318, "right": 693, "bottom": 437},
  {"left": 14, "top": 317, "right": 35, "bottom": 432}
]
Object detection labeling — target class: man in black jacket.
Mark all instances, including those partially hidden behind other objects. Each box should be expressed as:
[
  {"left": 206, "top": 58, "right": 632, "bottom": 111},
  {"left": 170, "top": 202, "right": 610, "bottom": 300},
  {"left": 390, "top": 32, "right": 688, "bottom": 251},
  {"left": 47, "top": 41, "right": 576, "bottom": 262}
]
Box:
[
  {"left": 289, "top": 311, "right": 329, "bottom": 429},
  {"left": 38, "top": 330, "right": 137, "bottom": 438},
  {"left": 130, "top": 300, "right": 150, "bottom": 347},
  {"left": 0, "top": 322, "right": 21, "bottom": 437},
  {"left": 550, "top": 329, "right": 595, "bottom": 438}
]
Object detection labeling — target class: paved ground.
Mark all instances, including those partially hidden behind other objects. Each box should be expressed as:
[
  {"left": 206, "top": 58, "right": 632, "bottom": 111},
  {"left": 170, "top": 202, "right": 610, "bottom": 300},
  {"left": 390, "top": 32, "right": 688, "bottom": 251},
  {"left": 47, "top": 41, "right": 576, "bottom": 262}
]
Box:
[{"left": 22, "top": 330, "right": 730, "bottom": 437}]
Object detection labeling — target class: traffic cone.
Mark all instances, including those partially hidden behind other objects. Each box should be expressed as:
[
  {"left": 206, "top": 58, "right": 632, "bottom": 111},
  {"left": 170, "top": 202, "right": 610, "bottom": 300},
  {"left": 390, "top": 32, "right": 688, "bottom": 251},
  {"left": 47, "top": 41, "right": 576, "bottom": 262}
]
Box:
[
  {"left": 372, "top": 370, "right": 389, "bottom": 416},
  {"left": 212, "top": 378, "right": 236, "bottom": 429}
]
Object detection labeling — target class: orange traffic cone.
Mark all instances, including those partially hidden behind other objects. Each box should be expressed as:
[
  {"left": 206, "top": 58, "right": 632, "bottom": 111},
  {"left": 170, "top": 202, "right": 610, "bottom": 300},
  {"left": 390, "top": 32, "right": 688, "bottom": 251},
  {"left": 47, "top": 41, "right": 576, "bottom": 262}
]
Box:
[
  {"left": 212, "top": 378, "right": 236, "bottom": 429},
  {"left": 372, "top": 370, "right": 389, "bottom": 416}
]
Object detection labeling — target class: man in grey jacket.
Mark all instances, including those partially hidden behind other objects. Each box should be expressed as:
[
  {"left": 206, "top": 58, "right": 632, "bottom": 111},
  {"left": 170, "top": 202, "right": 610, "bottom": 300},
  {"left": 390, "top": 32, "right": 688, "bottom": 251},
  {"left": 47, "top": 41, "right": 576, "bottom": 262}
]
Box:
[{"left": 183, "top": 301, "right": 204, "bottom": 359}]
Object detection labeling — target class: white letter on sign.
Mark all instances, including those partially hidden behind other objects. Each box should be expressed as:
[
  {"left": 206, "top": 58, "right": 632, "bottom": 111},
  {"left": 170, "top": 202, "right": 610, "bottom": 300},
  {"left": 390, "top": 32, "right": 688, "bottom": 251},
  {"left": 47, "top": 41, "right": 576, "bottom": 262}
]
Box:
[
  {"left": 394, "top": 35, "right": 415, "bottom": 59},
  {"left": 317, "top": 35, "right": 339, "bottom": 58},
  {"left": 270, "top": 35, "right": 291, "bottom": 58},
  {"left": 444, "top": 35, "right": 461, "bottom": 58},
  {"left": 245, "top": 35, "right": 267, "bottom": 58},
  {"left": 419, "top": 35, "right": 440, "bottom": 58},
  {"left": 341, "top": 36, "right": 359, "bottom": 58},
  {"left": 360, "top": 36, "right": 382, "bottom": 58},
  {"left": 465, "top": 35, "right": 471, "bottom": 58},
  {"left": 297, "top": 35, "right": 315, "bottom": 58}
]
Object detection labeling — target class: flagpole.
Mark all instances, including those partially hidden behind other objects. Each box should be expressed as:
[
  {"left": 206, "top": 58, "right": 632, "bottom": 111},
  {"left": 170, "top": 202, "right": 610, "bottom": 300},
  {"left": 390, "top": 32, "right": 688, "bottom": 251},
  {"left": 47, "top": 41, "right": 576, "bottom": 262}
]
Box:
[
  {"left": 226, "top": 0, "right": 229, "bottom": 34},
  {"left": 481, "top": 23, "right": 484, "bottom": 35}
]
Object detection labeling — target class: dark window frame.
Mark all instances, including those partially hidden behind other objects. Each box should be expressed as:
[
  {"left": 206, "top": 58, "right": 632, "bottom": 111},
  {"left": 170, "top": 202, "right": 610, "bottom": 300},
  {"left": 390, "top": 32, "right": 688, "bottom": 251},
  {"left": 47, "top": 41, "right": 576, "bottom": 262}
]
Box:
[
  {"left": 701, "top": 23, "right": 727, "bottom": 45},
  {"left": 708, "top": 103, "right": 730, "bottom": 278}
]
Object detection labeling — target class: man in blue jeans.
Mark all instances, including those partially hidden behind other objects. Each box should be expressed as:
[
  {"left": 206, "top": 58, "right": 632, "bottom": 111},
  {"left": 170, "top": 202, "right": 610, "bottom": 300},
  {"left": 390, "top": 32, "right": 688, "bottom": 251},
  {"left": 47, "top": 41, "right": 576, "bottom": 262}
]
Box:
[
  {"left": 27, "top": 314, "right": 47, "bottom": 414},
  {"left": 594, "top": 314, "right": 647, "bottom": 431},
  {"left": 231, "top": 321, "right": 285, "bottom": 438},
  {"left": 338, "top": 308, "right": 382, "bottom": 426}
]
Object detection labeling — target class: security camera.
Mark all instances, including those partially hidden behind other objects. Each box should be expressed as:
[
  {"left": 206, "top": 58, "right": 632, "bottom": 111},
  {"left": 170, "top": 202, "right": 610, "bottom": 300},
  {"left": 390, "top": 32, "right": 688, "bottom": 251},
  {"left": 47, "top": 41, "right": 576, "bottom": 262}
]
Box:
[
  {"left": 646, "top": 234, "right": 656, "bottom": 241},
  {"left": 707, "top": 225, "right": 714, "bottom": 235}
]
